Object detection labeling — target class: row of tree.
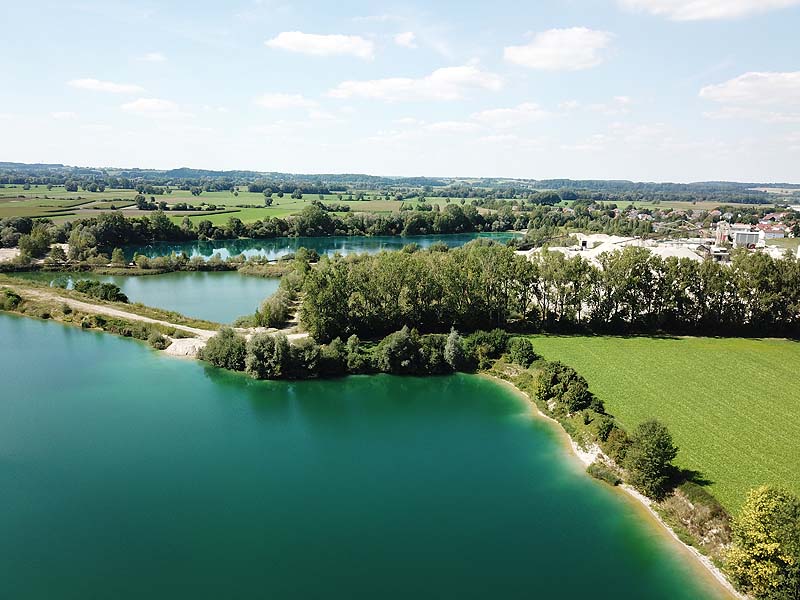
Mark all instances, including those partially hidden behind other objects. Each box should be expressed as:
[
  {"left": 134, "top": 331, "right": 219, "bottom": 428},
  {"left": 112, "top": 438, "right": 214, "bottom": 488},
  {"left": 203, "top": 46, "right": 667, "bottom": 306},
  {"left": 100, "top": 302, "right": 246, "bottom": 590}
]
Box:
[{"left": 300, "top": 242, "right": 800, "bottom": 341}]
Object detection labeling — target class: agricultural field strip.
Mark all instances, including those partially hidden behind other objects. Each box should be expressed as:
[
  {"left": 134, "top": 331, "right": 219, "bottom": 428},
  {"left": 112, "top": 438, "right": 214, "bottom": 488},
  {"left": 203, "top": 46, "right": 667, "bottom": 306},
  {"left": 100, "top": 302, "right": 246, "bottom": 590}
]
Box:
[{"left": 533, "top": 336, "right": 800, "bottom": 510}]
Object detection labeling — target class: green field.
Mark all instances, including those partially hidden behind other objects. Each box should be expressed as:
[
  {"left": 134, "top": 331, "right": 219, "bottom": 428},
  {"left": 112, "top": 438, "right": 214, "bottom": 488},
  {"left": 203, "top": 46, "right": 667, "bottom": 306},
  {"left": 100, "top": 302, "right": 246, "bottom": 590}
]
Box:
[
  {"left": 531, "top": 334, "right": 800, "bottom": 511},
  {"left": 0, "top": 185, "right": 460, "bottom": 224}
]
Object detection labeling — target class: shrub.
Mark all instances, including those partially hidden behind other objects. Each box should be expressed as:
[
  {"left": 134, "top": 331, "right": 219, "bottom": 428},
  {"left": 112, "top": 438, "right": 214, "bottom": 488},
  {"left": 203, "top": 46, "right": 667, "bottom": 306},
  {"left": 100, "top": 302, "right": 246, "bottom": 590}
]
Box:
[
  {"left": 1, "top": 289, "right": 22, "bottom": 310},
  {"left": 535, "top": 361, "right": 597, "bottom": 415},
  {"left": 464, "top": 329, "right": 510, "bottom": 370},
  {"left": 587, "top": 462, "right": 622, "bottom": 486},
  {"left": 245, "top": 332, "right": 285, "bottom": 379},
  {"left": 601, "top": 426, "right": 630, "bottom": 464},
  {"left": 375, "top": 326, "right": 423, "bottom": 374},
  {"left": 73, "top": 280, "right": 129, "bottom": 303},
  {"left": 319, "top": 337, "right": 347, "bottom": 376},
  {"left": 148, "top": 332, "right": 170, "bottom": 350},
  {"left": 508, "top": 337, "right": 537, "bottom": 367},
  {"left": 200, "top": 327, "right": 247, "bottom": 371}
]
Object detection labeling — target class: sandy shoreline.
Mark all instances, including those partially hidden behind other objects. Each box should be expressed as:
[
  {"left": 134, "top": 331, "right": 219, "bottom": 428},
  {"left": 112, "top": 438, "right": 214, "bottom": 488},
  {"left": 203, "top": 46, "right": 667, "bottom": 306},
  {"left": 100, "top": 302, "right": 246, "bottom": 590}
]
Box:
[{"left": 484, "top": 374, "right": 744, "bottom": 600}]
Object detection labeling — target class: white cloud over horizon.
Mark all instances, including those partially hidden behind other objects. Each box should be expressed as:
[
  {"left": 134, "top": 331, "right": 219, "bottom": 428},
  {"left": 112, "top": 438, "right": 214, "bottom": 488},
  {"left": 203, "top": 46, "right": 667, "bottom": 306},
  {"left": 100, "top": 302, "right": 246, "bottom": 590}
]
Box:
[
  {"left": 700, "top": 71, "right": 800, "bottom": 122},
  {"left": 504, "top": 28, "right": 614, "bottom": 71},
  {"left": 619, "top": 0, "right": 800, "bottom": 21},
  {"left": 327, "top": 64, "right": 503, "bottom": 101},
  {"left": 68, "top": 78, "right": 143, "bottom": 93},
  {"left": 265, "top": 31, "right": 374, "bottom": 59},
  {"left": 471, "top": 103, "right": 551, "bottom": 128}
]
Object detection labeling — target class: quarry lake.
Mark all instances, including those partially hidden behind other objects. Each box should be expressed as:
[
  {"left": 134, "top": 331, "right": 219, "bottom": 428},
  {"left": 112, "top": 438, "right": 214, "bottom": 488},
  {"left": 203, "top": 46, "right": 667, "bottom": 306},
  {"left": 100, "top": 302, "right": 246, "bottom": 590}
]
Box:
[
  {"left": 124, "top": 232, "right": 521, "bottom": 260},
  {"left": 9, "top": 271, "right": 280, "bottom": 323},
  {"left": 0, "top": 314, "right": 730, "bottom": 600}
]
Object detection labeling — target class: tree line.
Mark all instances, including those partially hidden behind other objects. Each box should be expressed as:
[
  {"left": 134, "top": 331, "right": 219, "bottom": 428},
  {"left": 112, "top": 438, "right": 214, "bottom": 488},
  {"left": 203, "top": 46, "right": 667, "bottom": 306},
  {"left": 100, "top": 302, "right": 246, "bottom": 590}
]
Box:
[{"left": 300, "top": 241, "right": 800, "bottom": 341}]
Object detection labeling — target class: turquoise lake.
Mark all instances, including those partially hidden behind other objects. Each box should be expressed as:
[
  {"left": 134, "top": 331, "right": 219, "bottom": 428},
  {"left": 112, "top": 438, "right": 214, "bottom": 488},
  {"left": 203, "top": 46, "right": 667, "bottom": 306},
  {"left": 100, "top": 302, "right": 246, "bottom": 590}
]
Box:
[
  {"left": 9, "top": 271, "right": 280, "bottom": 324},
  {"left": 125, "top": 232, "right": 521, "bottom": 260},
  {"left": 0, "top": 314, "right": 729, "bottom": 599}
]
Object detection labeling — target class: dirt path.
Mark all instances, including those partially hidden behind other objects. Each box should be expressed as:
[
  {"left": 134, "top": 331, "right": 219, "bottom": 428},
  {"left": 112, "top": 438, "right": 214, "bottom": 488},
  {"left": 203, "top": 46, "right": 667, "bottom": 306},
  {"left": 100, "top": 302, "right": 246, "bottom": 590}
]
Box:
[{"left": 3, "top": 282, "right": 308, "bottom": 358}]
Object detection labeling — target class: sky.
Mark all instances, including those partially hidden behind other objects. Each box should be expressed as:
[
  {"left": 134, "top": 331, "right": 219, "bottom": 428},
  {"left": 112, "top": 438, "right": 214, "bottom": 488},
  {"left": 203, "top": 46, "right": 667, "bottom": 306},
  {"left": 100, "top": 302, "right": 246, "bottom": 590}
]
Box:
[{"left": 2, "top": 0, "right": 800, "bottom": 182}]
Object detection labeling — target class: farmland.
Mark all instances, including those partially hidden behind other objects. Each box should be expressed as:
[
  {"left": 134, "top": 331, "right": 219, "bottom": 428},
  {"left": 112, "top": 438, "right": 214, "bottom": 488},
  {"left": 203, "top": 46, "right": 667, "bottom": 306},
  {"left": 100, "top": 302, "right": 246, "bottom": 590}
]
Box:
[
  {"left": 0, "top": 184, "right": 462, "bottom": 224},
  {"left": 530, "top": 334, "right": 800, "bottom": 511}
]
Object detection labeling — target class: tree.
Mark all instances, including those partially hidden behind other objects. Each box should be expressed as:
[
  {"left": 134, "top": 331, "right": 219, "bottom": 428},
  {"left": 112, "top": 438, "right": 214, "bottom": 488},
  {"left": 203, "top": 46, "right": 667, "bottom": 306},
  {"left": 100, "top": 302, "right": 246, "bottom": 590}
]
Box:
[
  {"left": 190, "top": 186, "right": 202, "bottom": 197},
  {"left": 17, "top": 223, "right": 52, "bottom": 258},
  {"left": 264, "top": 191, "right": 273, "bottom": 207},
  {"left": 444, "top": 328, "right": 467, "bottom": 371},
  {"left": 624, "top": 420, "right": 678, "bottom": 499},
  {"left": 245, "top": 333, "right": 283, "bottom": 379},
  {"left": 726, "top": 486, "right": 800, "bottom": 599},
  {"left": 508, "top": 337, "right": 536, "bottom": 367},
  {"left": 200, "top": 327, "right": 246, "bottom": 371},
  {"left": 111, "top": 248, "right": 126, "bottom": 266},
  {"left": 46, "top": 245, "right": 68, "bottom": 265}
]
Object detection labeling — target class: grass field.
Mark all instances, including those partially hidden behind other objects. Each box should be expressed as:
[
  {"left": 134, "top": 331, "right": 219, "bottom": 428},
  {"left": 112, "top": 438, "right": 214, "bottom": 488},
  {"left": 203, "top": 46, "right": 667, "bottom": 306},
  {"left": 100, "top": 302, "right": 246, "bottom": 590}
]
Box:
[
  {"left": 0, "top": 185, "right": 462, "bottom": 224},
  {"left": 530, "top": 334, "right": 800, "bottom": 511}
]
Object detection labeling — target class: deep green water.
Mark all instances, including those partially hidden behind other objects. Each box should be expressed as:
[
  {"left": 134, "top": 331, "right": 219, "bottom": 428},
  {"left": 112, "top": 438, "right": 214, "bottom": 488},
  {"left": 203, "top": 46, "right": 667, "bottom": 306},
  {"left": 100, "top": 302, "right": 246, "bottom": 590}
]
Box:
[
  {"left": 0, "top": 314, "right": 727, "bottom": 600},
  {"left": 9, "top": 271, "right": 279, "bottom": 323},
  {"left": 125, "top": 232, "right": 521, "bottom": 261}
]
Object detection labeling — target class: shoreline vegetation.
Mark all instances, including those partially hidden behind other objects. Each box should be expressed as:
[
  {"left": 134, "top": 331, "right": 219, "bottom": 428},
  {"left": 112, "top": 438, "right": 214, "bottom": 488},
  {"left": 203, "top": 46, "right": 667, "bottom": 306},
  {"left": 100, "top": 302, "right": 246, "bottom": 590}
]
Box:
[
  {"left": 485, "top": 375, "right": 743, "bottom": 600},
  {"left": 3, "top": 239, "right": 800, "bottom": 599}
]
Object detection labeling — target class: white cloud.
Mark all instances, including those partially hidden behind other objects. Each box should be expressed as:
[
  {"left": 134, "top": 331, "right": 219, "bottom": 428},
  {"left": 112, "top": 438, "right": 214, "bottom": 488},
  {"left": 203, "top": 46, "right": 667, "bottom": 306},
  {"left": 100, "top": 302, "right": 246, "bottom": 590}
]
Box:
[
  {"left": 471, "top": 102, "right": 550, "bottom": 128},
  {"left": 68, "top": 78, "right": 143, "bottom": 93},
  {"left": 141, "top": 52, "right": 166, "bottom": 62},
  {"left": 703, "top": 106, "right": 800, "bottom": 123},
  {"left": 588, "top": 95, "right": 633, "bottom": 115},
  {"left": 121, "top": 98, "right": 190, "bottom": 118},
  {"left": 50, "top": 111, "right": 78, "bottom": 120},
  {"left": 700, "top": 71, "right": 800, "bottom": 105},
  {"left": 504, "top": 28, "right": 614, "bottom": 71},
  {"left": 265, "top": 31, "right": 374, "bottom": 59},
  {"left": 700, "top": 71, "right": 800, "bottom": 122},
  {"left": 328, "top": 64, "right": 503, "bottom": 102},
  {"left": 394, "top": 31, "right": 417, "bottom": 48},
  {"left": 426, "top": 121, "right": 480, "bottom": 133},
  {"left": 618, "top": 0, "right": 800, "bottom": 21},
  {"left": 255, "top": 93, "right": 317, "bottom": 109}
]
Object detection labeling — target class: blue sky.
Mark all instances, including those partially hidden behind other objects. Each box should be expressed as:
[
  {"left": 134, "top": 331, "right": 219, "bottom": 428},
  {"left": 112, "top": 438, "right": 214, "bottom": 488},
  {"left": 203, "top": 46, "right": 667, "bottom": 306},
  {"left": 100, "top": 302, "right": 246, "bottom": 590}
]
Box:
[{"left": 2, "top": 0, "right": 800, "bottom": 182}]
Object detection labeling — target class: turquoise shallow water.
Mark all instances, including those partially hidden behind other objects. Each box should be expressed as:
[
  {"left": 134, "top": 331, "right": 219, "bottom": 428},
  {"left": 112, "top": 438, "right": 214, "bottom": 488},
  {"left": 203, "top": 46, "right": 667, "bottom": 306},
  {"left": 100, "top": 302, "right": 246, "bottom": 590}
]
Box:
[
  {"left": 9, "top": 271, "right": 279, "bottom": 323},
  {"left": 0, "top": 314, "right": 728, "bottom": 600},
  {"left": 125, "top": 232, "right": 521, "bottom": 260}
]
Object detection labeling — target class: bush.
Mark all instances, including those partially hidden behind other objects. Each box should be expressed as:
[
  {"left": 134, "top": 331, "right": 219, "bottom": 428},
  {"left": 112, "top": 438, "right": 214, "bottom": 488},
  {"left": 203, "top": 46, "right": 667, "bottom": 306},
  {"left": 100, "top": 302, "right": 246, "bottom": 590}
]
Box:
[
  {"left": 148, "top": 332, "right": 170, "bottom": 350},
  {"left": 587, "top": 462, "right": 622, "bottom": 486},
  {"left": 1, "top": 289, "right": 22, "bottom": 310},
  {"left": 73, "top": 280, "right": 129, "bottom": 303},
  {"left": 508, "top": 337, "right": 537, "bottom": 367},
  {"left": 602, "top": 426, "right": 630, "bottom": 464},
  {"left": 535, "top": 361, "right": 597, "bottom": 415},
  {"left": 319, "top": 337, "right": 347, "bottom": 377},
  {"left": 464, "top": 329, "right": 510, "bottom": 369},
  {"left": 200, "top": 327, "right": 247, "bottom": 371},
  {"left": 245, "top": 332, "right": 287, "bottom": 379},
  {"left": 375, "top": 326, "right": 423, "bottom": 374}
]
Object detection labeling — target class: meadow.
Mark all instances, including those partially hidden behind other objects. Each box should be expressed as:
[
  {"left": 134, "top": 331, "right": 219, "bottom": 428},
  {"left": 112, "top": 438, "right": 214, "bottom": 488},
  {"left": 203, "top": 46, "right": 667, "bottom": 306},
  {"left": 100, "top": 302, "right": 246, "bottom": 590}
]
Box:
[{"left": 530, "top": 334, "right": 800, "bottom": 511}]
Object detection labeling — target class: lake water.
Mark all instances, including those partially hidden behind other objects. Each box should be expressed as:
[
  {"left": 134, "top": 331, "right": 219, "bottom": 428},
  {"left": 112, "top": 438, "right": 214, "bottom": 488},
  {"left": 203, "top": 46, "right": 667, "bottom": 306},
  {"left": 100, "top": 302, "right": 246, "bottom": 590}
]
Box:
[
  {"left": 10, "top": 271, "right": 279, "bottom": 323},
  {"left": 0, "top": 314, "right": 729, "bottom": 600},
  {"left": 125, "top": 232, "right": 521, "bottom": 260}
]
